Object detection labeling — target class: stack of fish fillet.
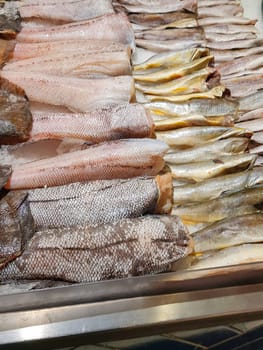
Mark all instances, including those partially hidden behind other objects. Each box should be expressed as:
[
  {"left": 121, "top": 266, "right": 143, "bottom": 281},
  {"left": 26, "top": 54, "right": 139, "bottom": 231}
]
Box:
[
  {"left": 0, "top": 0, "right": 193, "bottom": 285},
  {"left": 113, "top": 0, "right": 263, "bottom": 269}
]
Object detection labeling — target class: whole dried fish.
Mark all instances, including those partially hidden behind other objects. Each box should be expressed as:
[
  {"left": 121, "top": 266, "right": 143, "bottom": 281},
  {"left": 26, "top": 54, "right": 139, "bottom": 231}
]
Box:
[
  {"left": 134, "top": 56, "right": 213, "bottom": 83},
  {"left": 17, "top": 13, "right": 135, "bottom": 50},
  {"left": 4, "top": 50, "right": 132, "bottom": 78},
  {"left": 222, "top": 75, "right": 263, "bottom": 98},
  {"left": 217, "top": 55, "right": 263, "bottom": 78},
  {"left": 133, "top": 48, "right": 209, "bottom": 71},
  {"left": 5, "top": 139, "right": 168, "bottom": 190},
  {"left": 193, "top": 214, "right": 263, "bottom": 253},
  {"left": 28, "top": 174, "right": 172, "bottom": 229},
  {"left": 0, "top": 165, "right": 11, "bottom": 190},
  {"left": 0, "top": 191, "right": 35, "bottom": 268},
  {"left": 0, "top": 215, "right": 192, "bottom": 283},
  {"left": 169, "top": 154, "right": 256, "bottom": 183},
  {"left": 172, "top": 186, "right": 263, "bottom": 224},
  {"left": 0, "top": 77, "right": 32, "bottom": 145},
  {"left": 238, "top": 108, "right": 263, "bottom": 122},
  {"left": 173, "top": 168, "right": 263, "bottom": 204},
  {"left": 18, "top": 0, "right": 114, "bottom": 22},
  {"left": 30, "top": 104, "right": 153, "bottom": 142},
  {"left": 190, "top": 244, "right": 263, "bottom": 270},
  {"left": 164, "top": 138, "right": 249, "bottom": 164},
  {"left": 237, "top": 119, "right": 263, "bottom": 133},
  {"left": 211, "top": 47, "right": 263, "bottom": 63},
  {"left": 156, "top": 126, "right": 251, "bottom": 148},
  {"left": 146, "top": 97, "right": 239, "bottom": 117},
  {"left": 1, "top": 71, "right": 135, "bottom": 113}
]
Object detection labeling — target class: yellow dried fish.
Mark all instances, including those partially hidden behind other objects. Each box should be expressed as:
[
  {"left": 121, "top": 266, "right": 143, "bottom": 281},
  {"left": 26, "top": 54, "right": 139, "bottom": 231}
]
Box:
[{"left": 134, "top": 56, "right": 214, "bottom": 83}]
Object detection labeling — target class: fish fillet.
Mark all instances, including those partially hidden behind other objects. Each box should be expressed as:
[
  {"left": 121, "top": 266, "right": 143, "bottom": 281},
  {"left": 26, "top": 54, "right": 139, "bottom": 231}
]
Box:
[
  {"left": 30, "top": 104, "right": 153, "bottom": 142},
  {"left": 1, "top": 71, "right": 135, "bottom": 112},
  {"left": 0, "top": 215, "right": 192, "bottom": 283},
  {"left": 5, "top": 138, "right": 168, "bottom": 189},
  {"left": 28, "top": 174, "right": 172, "bottom": 228}
]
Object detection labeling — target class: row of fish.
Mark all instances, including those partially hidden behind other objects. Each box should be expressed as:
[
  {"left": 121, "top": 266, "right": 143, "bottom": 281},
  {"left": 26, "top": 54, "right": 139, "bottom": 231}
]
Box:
[{"left": 113, "top": 0, "right": 263, "bottom": 269}]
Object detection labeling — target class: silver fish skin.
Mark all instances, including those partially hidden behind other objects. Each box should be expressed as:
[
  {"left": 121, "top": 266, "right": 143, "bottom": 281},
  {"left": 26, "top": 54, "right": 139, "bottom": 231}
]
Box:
[
  {"left": 28, "top": 174, "right": 173, "bottom": 229},
  {"left": 0, "top": 215, "right": 192, "bottom": 283},
  {"left": 193, "top": 214, "right": 263, "bottom": 253},
  {"left": 190, "top": 244, "right": 263, "bottom": 270},
  {"left": 173, "top": 168, "right": 263, "bottom": 205},
  {"left": 0, "top": 191, "right": 35, "bottom": 267},
  {"left": 164, "top": 138, "right": 249, "bottom": 164}
]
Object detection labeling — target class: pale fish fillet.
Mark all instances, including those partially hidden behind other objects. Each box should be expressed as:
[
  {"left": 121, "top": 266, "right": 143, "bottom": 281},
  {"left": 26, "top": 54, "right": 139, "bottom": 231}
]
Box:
[
  {"left": 1, "top": 71, "right": 134, "bottom": 112},
  {"left": 0, "top": 215, "right": 192, "bottom": 283},
  {"left": 217, "top": 55, "right": 263, "bottom": 77},
  {"left": 250, "top": 146, "right": 263, "bottom": 155},
  {"left": 236, "top": 119, "right": 263, "bottom": 133},
  {"left": 206, "top": 39, "right": 263, "bottom": 50},
  {"left": 198, "top": 4, "right": 243, "bottom": 17},
  {"left": 146, "top": 98, "right": 239, "bottom": 117},
  {"left": 113, "top": 0, "right": 197, "bottom": 14},
  {"left": 154, "top": 115, "right": 234, "bottom": 130},
  {"left": 0, "top": 139, "right": 86, "bottom": 167},
  {"left": 128, "top": 12, "right": 197, "bottom": 28},
  {"left": 28, "top": 174, "right": 172, "bottom": 229},
  {"left": 164, "top": 138, "right": 248, "bottom": 164},
  {"left": 5, "top": 139, "right": 168, "bottom": 190},
  {"left": 172, "top": 186, "right": 263, "bottom": 224},
  {"left": 4, "top": 50, "right": 132, "bottom": 78},
  {"left": 156, "top": 126, "right": 251, "bottom": 148},
  {"left": 169, "top": 154, "right": 256, "bottom": 183},
  {"left": 190, "top": 244, "right": 263, "bottom": 270},
  {"left": 133, "top": 48, "right": 209, "bottom": 71},
  {"left": 16, "top": 13, "right": 135, "bottom": 50},
  {"left": 135, "top": 38, "right": 205, "bottom": 53},
  {"left": 134, "top": 56, "right": 213, "bottom": 83},
  {"left": 198, "top": 17, "right": 256, "bottom": 26},
  {"left": 222, "top": 75, "right": 263, "bottom": 98},
  {"left": 198, "top": 0, "right": 242, "bottom": 7},
  {"left": 255, "top": 156, "right": 263, "bottom": 166},
  {"left": 135, "top": 28, "right": 204, "bottom": 42},
  {"left": 211, "top": 47, "right": 263, "bottom": 63},
  {"left": 204, "top": 24, "right": 258, "bottom": 34},
  {"left": 173, "top": 168, "right": 263, "bottom": 205},
  {"left": 238, "top": 109, "right": 263, "bottom": 122},
  {"left": 30, "top": 104, "right": 153, "bottom": 142},
  {"left": 18, "top": 0, "right": 114, "bottom": 22},
  {"left": 205, "top": 32, "right": 256, "bottom": 42},
  {"left": 135, "top": 67, "right": 217, "bottom": 96},
  {"left": 252, "top": 132, "right": 263, "bottom": 145},
  {"left": 12, "top": 40, "right": 130, "bottom": 61},
  {"left": 146, "top": 86, "right": 226, "bottom": 103},
  {"left": 239, "top": 91, "right": 263, "bottom": 111},
  {"left": 193, "top": 214, "right": 263, "bottom": 253}
]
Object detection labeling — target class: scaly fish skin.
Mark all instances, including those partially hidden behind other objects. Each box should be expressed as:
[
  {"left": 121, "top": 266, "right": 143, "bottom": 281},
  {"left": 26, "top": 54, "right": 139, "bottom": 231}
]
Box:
[{"left": 0, "top": 215, "right": 192, "bottom": 283}]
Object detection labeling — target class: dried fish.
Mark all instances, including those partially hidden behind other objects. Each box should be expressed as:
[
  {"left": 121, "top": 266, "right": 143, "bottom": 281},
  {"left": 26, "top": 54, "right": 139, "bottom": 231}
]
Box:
[
  {"left": 1, "top": 71, "right": 134, "bottom": 113},
  {"left": 205, "top": 31, "right": 256, "bottom": 42},
  {"left": 198, "top": 16, "right": 256, "bottom": 26},
  {"left": 217, "top": 55, "right": 263, "bottom": 78},
  {"left": 236, "top": 119, "right": 263, "bottom": 133},
  {"left": 198, "top": 4, "right": 243, "bottom": 18},
  {"left": 0, "top": 77, "right": 32, "bottom": 145},
  {"left": 0, "top": 215, "right": 192, "bottom": 283},
  {"left": 222, "top": 75, "right": 263, "bottom": 98},
  {"left": 169, "top": 154, "right": 256, "bottom": 183},
  {"left": 172, "top": 187, "right": 263, "bottom": 224},
  {"left": 164, "top": 138, "right": 249, "bottom": 164},
  {"left": 206, "top": 38, "right": 263, "bottom": 51},
  {"left": 135, "top": 28, "right": 204, "bottom": 42},
  {"left": 252, "top": 131, "right": 263, "bottom": 145},
  {"left": 156, "top": 126, "right": 251, "bottom": 148},
  {"left": 28, "top": 174, "right": 172, "bottom": 229},
  {"left": 193, "top": 214, "right": 263, "bottom": 253},
  {"left": 204, "top": 23, "right": 257, "bottom": 35},
  {"left": 239, "top": 91, "right": 263, "bottom": 111},
  {"left": 0, "top": 1, "right": 21, "bottom": 39},
  {"left": 5, "top": 139, "right": 168, "bottom": 190},
  {"left": 173, "top": 168, "right": 263, "bottom": 204},
  {"left": 211, "top": 47, "right": 263, "bottom": 63},
  {"left": 128, "top": 12, "right": 197, "bottom": 28},
  {"left": 0, "top": 191, "right": 35, "bottom": 268},
  {"left": 0, "top": 165, "right": 11, "bottom": 190},
  {"left": 190, "top": 244, "right": 263, "bottom": 270},
  {"left": 238, "top": 108, "right": 263, "bottom": 122},
  {"left": 135, "top": 38, "right": 205, "bottom": 53}
]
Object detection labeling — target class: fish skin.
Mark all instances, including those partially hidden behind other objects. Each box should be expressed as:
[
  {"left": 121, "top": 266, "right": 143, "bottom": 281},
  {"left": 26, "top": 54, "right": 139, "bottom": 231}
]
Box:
[
  {"left": 156, "top": 126, "right": 251, "bottom": 148},
  {"left": 16, "top": 13, "right": 135, "bottom": 50},
  {"left": 133, "top": 48, "right": 210, "bottom": 71},
  {"left": 193, "top": 214, "right": 263, "bottom": 253},
  {"left": 1, "top": 71, "right": 135, "bottom": 113},
  {"left": 135, "top": 38, "right": 205, "bottom": 53},
  {"left": 12, "top": 40, "right": 130, "bottom": 61},
  {"left": 135, "top": 27, "right": 204, "bottom": 42},
  {"left": 252, "top": 131, "right": 263, "bottom": 145},
  {"left": 238, "top": 108, "right": 263, "bottom": 122},
  {"left": 173, "top": 168, "right": 263, "bottom": 204},
  {"left": 0, "top": 215, "right": 192, "bottom": 283},
  {"left": 239, "top": 91, "right": 263, "bottom": 112},
  {"left": 0, "top": 77, "right": 32, "bottom": 145},
  {"left": 222, "top": 75, "right": 263, "bottom": 98},
  {"left": 164, "top": 138, "right": 249, "bottom": 164},
  {"left": 5, "top": 138, "right": 168, "bottom": 190},
  {"left": 0, "top": 165, "right": 11, "bottom": 190},
  {"left": 4, "top": 50, "right": 132, "bottom": 78},
  {"left": 205, "top": 31, "right": 256, "bottom": 43},
  {"left": 198, "top": 16, "right": 256, "bottom": 26},
  {"left": 204, "top": 24, "right": 257, "bottom": 35},
  {"left": 190, "top": 244, "right": 263, "bottom": 270},
  {"left": 146, "top": 97, "right": 239, "bottom": 117},
  {"left": 198, "top": 0, "right": 241, "bottom": 7},
  {"left": 18, "top": 0, "right": 114, "bottom": 22},
  {"left": 206, "top": 38, "right": 263, "bottom": 50},
  {"left": 198, "top": 4, "right": 243, "bottom": 18},
  {"left": 211, "top": 47, "right": 263, "bottom": 63},
  {"left": 0, "top": 39, "right": 15, "bottom": 66},
  {"left": 28, "top": 174, "right": 172, "bottom": 229},
  {"left": 134, "top": 56, "right": 213, "bottom": 83},
  {"left": 30, "top": 104, "right": 153, "bottom": 142},
  {"left": 217, "top": 55, "right": 263, "bottom": 78},
  {"left": 169, "top": 154, "right": 256, "bottom": 183},
  {"left": 0, "top": 191, "right": 35, "bottom": 268},
  {"left": 236, "top": 119, "right": 263, "bottom": 133},
  {"left": 172, "top": 186, "right": 263, "bottom": 224}
]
